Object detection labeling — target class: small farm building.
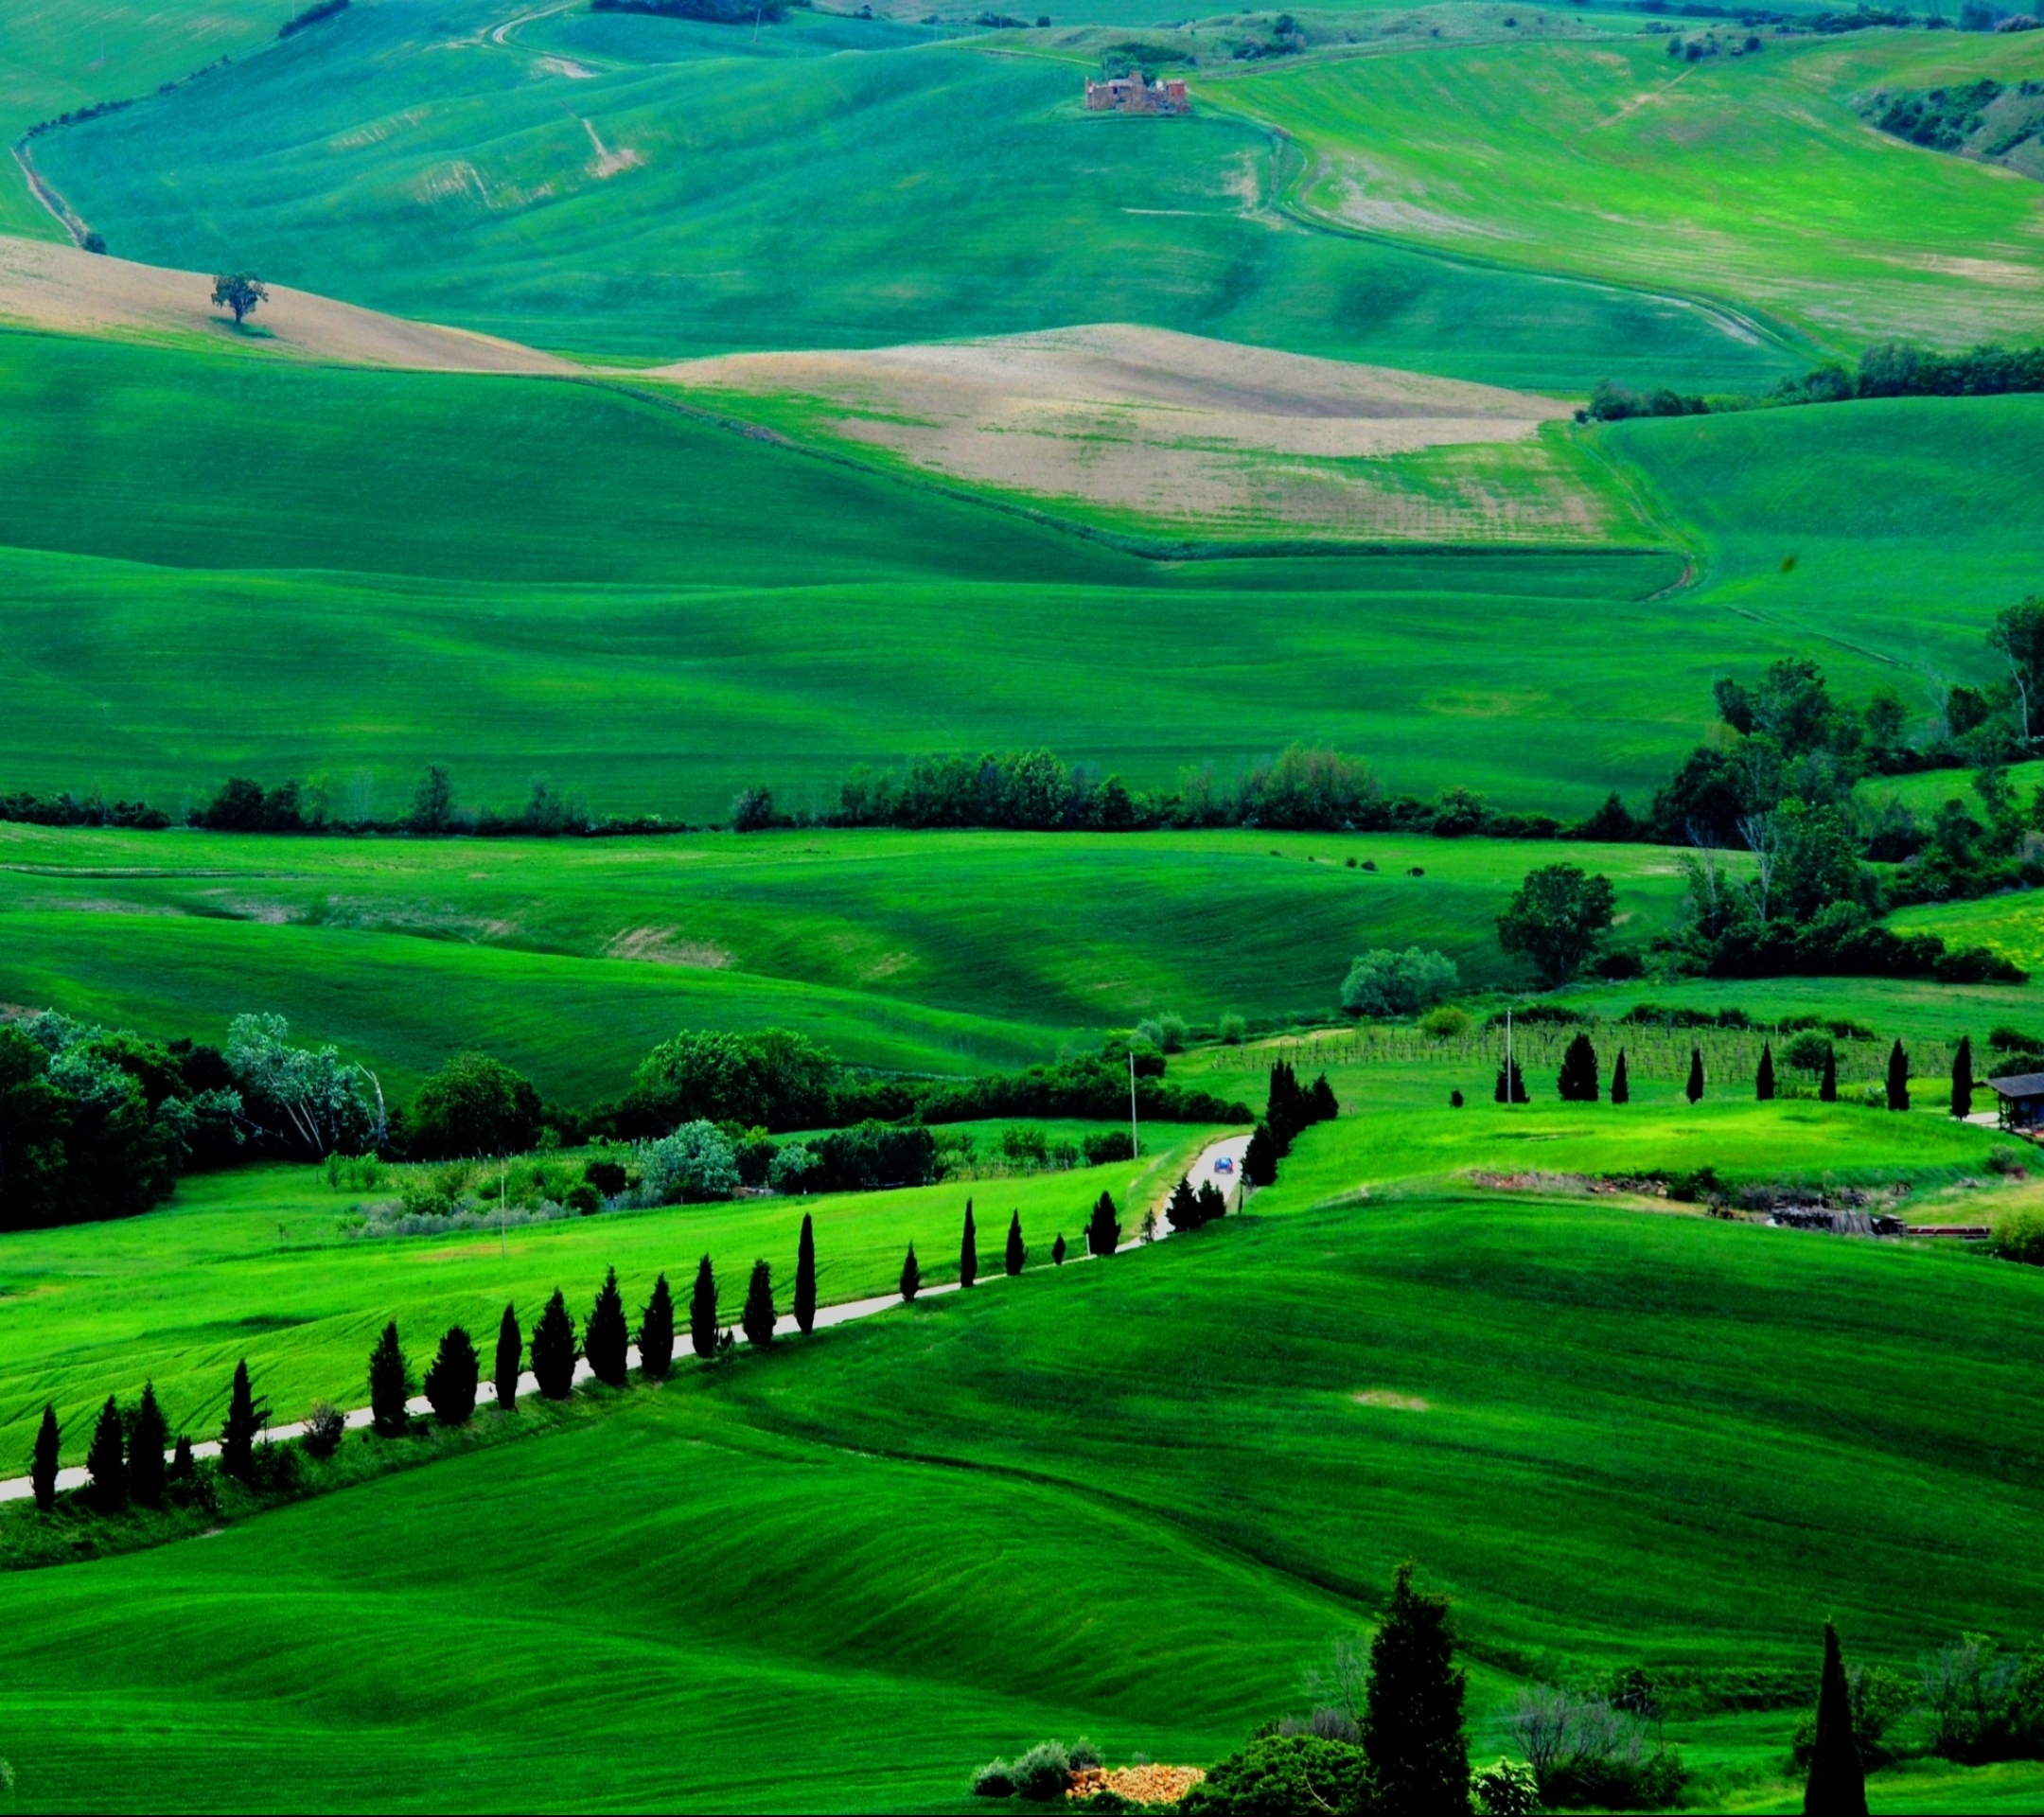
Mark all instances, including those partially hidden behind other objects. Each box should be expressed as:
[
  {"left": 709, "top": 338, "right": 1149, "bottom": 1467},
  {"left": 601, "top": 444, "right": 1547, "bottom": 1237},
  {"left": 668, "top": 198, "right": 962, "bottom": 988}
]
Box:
[
  {"left": 1084, "top": 75, "right": 1191, "bottom": 114},
  {"left": 1987, "top": 1070, "right": 2044, "bottom": 1131}
]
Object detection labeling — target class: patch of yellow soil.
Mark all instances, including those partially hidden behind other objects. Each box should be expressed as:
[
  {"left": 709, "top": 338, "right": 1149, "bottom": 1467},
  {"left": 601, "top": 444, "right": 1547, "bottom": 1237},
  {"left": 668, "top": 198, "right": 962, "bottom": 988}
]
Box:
[
  {"left": 0, "top": 234, "right": 575, "bottom": 373},
  {"left": 650, "top": 324, "right": 1601, "bottom": 541},
  {"left": 603, "top": 926, "right": 734, "bottom": 968},
  {"left": 1352, "top": 1389, "right": 1430, "bottom": 1411}
]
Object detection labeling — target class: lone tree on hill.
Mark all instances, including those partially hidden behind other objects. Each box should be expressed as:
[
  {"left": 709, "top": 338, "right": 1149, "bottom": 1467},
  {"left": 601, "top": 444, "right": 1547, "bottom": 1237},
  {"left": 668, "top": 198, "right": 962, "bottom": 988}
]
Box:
[
  {"left": 220, "top": 1359, "right": 265, "bottom": 1481},
  {"left": 690, "top": 1256, "right": 719, "bottom": 1360},
  {"left": 424, "top": 1325, "right": 479, "bottom": 1425},
  {"left": 1952, "top": 1035, "right": 1975, "bottom": 1120},
  {"left": 1243, "top": 1121, "right": 1278, "bottom": 1186},
  {"left": 1611, "top": 1048, "right": 1630, "bottom": 1105},
  {"left": 1051, "top": 1233, "right": 1067, "bottom": 1266},
  {"left": 1886, "top": 1040, "right": 1911, "bottom": 1113},
  {"left": 1557, "top": 1032, "right": 1598, "bottom": 1103},
  {"left": 85, "top": 1395, "right": 126, "bottom": 1514},
  {"left": 900, "top": 1242, "right": 921, "bottom": 1302},
  {"left": 531, "top": 1290, "right": 577, "bottom": 1398},
  {"left": 794, "top": 1214, "right": 818, "bottom": 1333},
  {"left": 1495, "top": 862, "right": 1616, "bottom": 986},
  {"left": 493, "top": 1303, "right": 521, "bottom": 1411},
  {"left": 1686, "top": 1047, "right": 1705, "bottom": 1104},
  {"left": 31, "top": 1404, "right": 59, "bottom": 1511},
  {"left": 1820, "top": 1047, "right": 1838, "bottom": 1103},
  {"left": 585, "top": 1267, "right": 629, "bottom": 1386},
  {"left": 1757, "top": 1042, "right": 1777, "bottom": 1102},
  {"left": 960, "top": 1199, "right": 978, "bottom": 1289},
  {"left": 1005, "top": 1209, "right": 1026, "bottom": 1276},
  {"left": 1086, "top": 1191, "right": 1120, "bottom": 1257},
  {"left": 1803, "top": 1622, "right": 1868, "bottom": 1817},
  {"left": 1168, "top": 1174, "right": 1202, "bottom": 1233},
  {"left": 368, "top": 1320, "right": 412, "bottom": 1437},
  {"left": 129, "top": 1382, "right": 167, "bottom": 1508},
  {"left": 1360, "top": 1562, "right": 1470, "bottom": 1815},
  {"left": 409, "top": 763, "right": 456, "bottom": 835},
  {"left": 210, "top": 273, "right": 269, "bottom": 325},
  {"left": 640, "top": 1273, "right": 676, "bottom": 1378},
  {"left": 742, "top": 1260, "right": 776, "bottom": 1348},
  {"left": 1495, "top": 1056, "right": 1528, "bottom": 1104}
]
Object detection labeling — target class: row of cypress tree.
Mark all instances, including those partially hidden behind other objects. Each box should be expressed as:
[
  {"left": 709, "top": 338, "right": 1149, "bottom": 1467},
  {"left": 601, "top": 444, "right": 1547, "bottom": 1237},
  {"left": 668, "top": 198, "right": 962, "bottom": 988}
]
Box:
[
  {"left": 1243, "top": 1063, "right": 1339, "bottom": 1187},
  {"left": 1511, "top": 1032, "right": 1928, "bottom": 1112}
]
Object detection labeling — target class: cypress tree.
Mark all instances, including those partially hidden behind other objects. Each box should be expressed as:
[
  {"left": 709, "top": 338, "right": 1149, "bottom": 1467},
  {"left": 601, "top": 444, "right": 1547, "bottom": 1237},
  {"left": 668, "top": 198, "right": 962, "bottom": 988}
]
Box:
[
  {"left": 1494, "top": 1056, "right": 1527, "bottom": 1103},
  {"left": 219, "top": 1359, "right": 265, "bottom": 1482},
  {"left": 1196, "top": 1179, "right": 1227, "bottom": 1226},
  {"left": 1820, "top": 1046, "right": 1838, "bottom": 1103},
  {"left": 1309, "top": 1072, "right": 1340, "bottom": 1122},
  {"left": 1243, "top": 1121, "right": 1278, "bottom": 1187},
  {"left": 85, "top": 1394, "right": 127, "bottom": 1514},
  {"left": 742, "top": 1259, "right": 776, "bottom": 1347},
  {"left": 128, "top": 1382, "right": 167, "bottom": 1508},
  {"left": 584, "top": 1266, "right": 629, "bottom": 1386},
  {"left": 1360, "top": 1561, "right": 1470, "bottom": 1815},
  {"left": 1557, "top": 1032, "right": 1598, "bottom": 1103},
  {"left": 1051, "top": 1233, "right": 1066, "bottom": 1266},
  {"left": 960, "top": 1199, "right": 978, "bottom": 1290},
  {"left": 531, "top": 1289, "right": 578, "bottom": 1398},
  {"left": 1757, "top": 1042, "right": 1776, "bottom": 1102},
  {"left": 493, "top": 1302, "right": 521, "bottom": 1411},
  {"left": 1886, "top": 1039, "right": 1910, "bottom": 1112},
  {"left": 1168, "top": 1174, "right": 1202, "bottom": 1233},
  {"left": 424, "top": 1325, "right": 479, "bottom": 1424},
  {"left": 1005, "top": 1209, "right": 1026, "bottom": 1276},
  {"left": 30, "top": 1403, "right": 59, "bottom": 1511},
  {"left": 1952, "top": 1034, "right": 1975, "bottom": 1120},
  {"left": 900, "top": 1242, "right": 921, "bottom": 1301},
  {"left": 640, "top": 1273, "right": 676, "bottom": 1378},
  {"left": 689, "top": 1255, "right": 719, "bottom": 1360},
  {"left": 1086, "top": 1191, "right": 1120, "bottom": 1257},
  {"left": 1686, "top": 1046, "right": 1705, "bottom": 1104},
  {"left": 794, "top": 1213, "right": 818, "bottom": 1334},
  {"left": 368, "top": 1319, "right": 412, "bottom": 1437},
  {"left": 1611, "top": 1048, "right": 1630, "bottom": 1105},
  {"left": 1803, "top": 1621, "right": 1868, "bottom": 1817},
  {"left": 170, "top": 1434, "right": 195, "bottom": 1481}
]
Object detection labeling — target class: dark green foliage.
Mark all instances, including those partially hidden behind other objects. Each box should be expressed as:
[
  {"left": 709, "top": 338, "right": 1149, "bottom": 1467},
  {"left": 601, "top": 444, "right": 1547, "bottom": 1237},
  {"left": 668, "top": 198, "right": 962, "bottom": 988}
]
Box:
[
  {"left": 1886, "top": 1040, "right": 1911, "bottom": 1112},
  {"left": 219, "top": 1359, "right": 265, "bottom": 1481},
  {"left": 1953, "top": 1035, "right": 1975, "bottom": 1120},
  {"left": 1757, "top": 1042, "right": 1776, "bottom": 1103},
  {"left": 85, "top": 1395, "right": 127, "bottom": 1514},
  {"left": 0, "top": 1020, "right": 172, "bottom": 1232},
  {"left": 798, "top": 1120, "right": 939, "bottom": 1192},
  {"left": 584, "top": 1267, "right": 629, "bottom": 1386},
  {"left": 627, "top": 1028, "right": 838, "bottom": 1134},
  {"left": 1495, "top": 1057, "right": 1528, "bottom": 1104},
  {"left": 916, "top": 1053, "right": 1250, "bottom": 1130},
  {"left": 1611, "top": 1049, "right": 1630, "bottom": 1105},
  {"left": 531, "top": 1290, "right": 577, "bottom": 1398},
  {"left": 30, "top": 1403, "right": 59, "bottom": 1510},
  {"left": 640, "top": 1273, "right": 676, "bottom": 1377},
  {"left": 1244, "top": 1122, "right": 1278, "bottom": 1186},
  {"left": 493, "top": 1302, "right": 520, "bottom": 1410},
  {"left": 169, "top": 1434, "right": 194, "bottom": 1480},
  {"left": 368, "top": 1320, "right": 412, "bottom": 1436},
  {"left": 408, "top": 763, "right": 455, "bottom": 834},
  {"left": 793, "top": 1217, "right": 817, "bottom": 1334},
  {"left": 592, "top": 0, "right": 791, "bottom": 22},
  {"left": 1361, "top": 1561, "right": 1469, "bottom": 1816},
  {"left": 1086, "top": 1191, "right": 1120, "bottom": 1258},
  {"left": 900, "top": 1243, "right": 920, "bottom": 1301},
  {"left": 1051, "top": 1232, "right": 1066, "bottom": 1265},
  {"left": 1168, "top": 1174, "right": 1202, "bottom": 1233},
  {"left": 423, "top": 1326, "right": 479, "bottom": 1425},
  {"left": 1310, "top": 1073, "right": 1340, "bottom": 1121},
  {"left": 406, "top": 1053, "right": 543, "bottom": 1159},
  {"left": 1181, "top": 1734, "right": 1374, "bottom": 1817},
  {"left": 1686, "top": 1048, "right": 1705, "bottom": 1104},
  {"left": 209, "top": 273, "right": 269, "bottom": 325},
  {"left": 1496, "top": 863, "right": 1616, "bottom": 986},
  {"left": 1557, "top": 1032, "right": 1599, "bottom": 1103},
  {"left": 1803, "top": 1623, "right": 1867, "bottom": 1817},
  {"left": 128, "top": 1383, "right": 167, "bottom": 1508},
  {"left": 960, "top": 1200, "right": 978, "bottom": 1289},
  {"left": 301, "top": 1401, "right": 345, "bottom": 1458},
  {"left": 1266, "top": 1062, "right": 1311, "bottom": 1154},
  {"left": 1005, "top": 1209, "right": 1026, "bottom": 1276},
  {"left": 689, "top": 1255, "right": 719, "bottom": 1360},
  {"left": 1198, "top": 1179, "right": 1228, "bottom": 1226},
  {"left": 1082, "top": 1130, "right": 1135, "bottom": 1166},
  {"left": 1820, "top": 1047, "right": 1838, "bottom": 1103},
  {"left": 742, "top": 1260, "right": 776, "bottom": 1348},
  {"left": 278, "top": 0, "right": 351, "bottom": 38}
]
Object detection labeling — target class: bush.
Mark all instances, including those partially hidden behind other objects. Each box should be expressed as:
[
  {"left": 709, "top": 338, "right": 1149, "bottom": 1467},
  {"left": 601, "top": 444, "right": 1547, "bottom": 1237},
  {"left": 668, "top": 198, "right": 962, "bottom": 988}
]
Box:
[
  {"left": 627, "top": 1028, "right": 837, "bottom": 1134},
  {"left": 1920, "top": 1634, "right": 2039, "bottom": 1762},
  {"left": 1988, "top": 1145, "right": 2028, "bottom": 1177},
  {"left": 1783, "top": 1031, "right": 1835, "bottom": 1075},
  {"left": 301, "top": 1400, "right": 345, "bottom": 1458},
  {"left": 804, "top": 1120, "right": 938, "bottom": 1192},
  {"left": 1219, "top": 1013, "right": 1248, "bottom": 1045},
  {"left": 1511, "top": 1686, "right": 1686, "bottom": 1809},
  {"left": 1471, "top": 1758, "right": 1541, "bottom": 1817},
  {"left": 767, "top": 1141, "right": 816, "bottom": 1192},
  {"left": 1419, "top": 1005, "right": 1471, "bottom": 1040},
  {"left": 406, "top": 1053, "right": 542, "bottom": 1160},
  {"left": 1341, "top": 947, "right": 1459, "bottom": 1017},
  {"left": 584, "top": 1157, "right": 628, "bottom": 1196},
  {"left": 1083, "top": 1129, "right": 1135, "bottom": 1166},
  {"left": 1790, "top": 1663, "right": 1912, "bottom": 1772},
  {"left": 970, "top": 1758, "right": 1016, "bottom": 1797},
  {"left": 1009, "top": 1740, "right": 1073, "bottom": 1801},
  {"left": 635, "top": 1121, "right": 740, "bottom": 1204},
  {"left": 1181, "top": 1735, "right": 1374, "bottom": 1817}
]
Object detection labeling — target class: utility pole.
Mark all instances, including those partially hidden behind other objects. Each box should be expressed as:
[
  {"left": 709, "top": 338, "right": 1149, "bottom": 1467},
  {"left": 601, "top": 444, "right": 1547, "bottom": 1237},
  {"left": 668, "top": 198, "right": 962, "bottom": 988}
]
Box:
[
  {"left": 1506, "top": 1008, "right": 1514, "bottom": 1105},
  {"left": 1128, "top": 1050, "right": 1140, "bottom": 1157}
]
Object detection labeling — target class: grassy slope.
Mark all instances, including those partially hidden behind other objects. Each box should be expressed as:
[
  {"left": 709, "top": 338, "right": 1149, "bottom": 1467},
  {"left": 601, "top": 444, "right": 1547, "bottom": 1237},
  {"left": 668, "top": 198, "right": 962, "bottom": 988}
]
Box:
[
  {"left": 1233, "top": 27, "right": 2044, "bottom": 351},
  {"left": 3, "top": 1161, "right": 2042, "bottom": 1810},
  {"left": 1893, "top": 889, "right": 2044, "bottom": 981},
  {"left": 27, "top": 0, "right": 1797, "bottom": 387}
]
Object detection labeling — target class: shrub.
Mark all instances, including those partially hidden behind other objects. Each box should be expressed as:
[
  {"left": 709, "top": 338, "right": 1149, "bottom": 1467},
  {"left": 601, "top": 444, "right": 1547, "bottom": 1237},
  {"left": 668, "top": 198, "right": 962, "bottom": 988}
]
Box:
[
  {"left": 1086, "top": 1191, "right": 1120, "bottom": 1256},
  {"left": 628, "top": 1027, "right": 837, "bottom": 1133},
  {"left": 1420, "top": 1005, "right": 1471, "bottom": 1040},
  {"left": 368, "top": 1320, "right": 412, "bottom": 1437},
  {"left": 1083, "top": 1129, "right": 1136, "bottom": 1166},
  {"left": 1009, "top": 1740, "right": 1072, "bottom": 1801},
  {"left": 970, "top": 1758, "right": 1016, "bottom": 1797},
  {"left": 584, "top": 1157, "right": 627, "bottom": 1196},
  {"left": 1218, "top": 1012, "right": 1248, "bottom": 1045},
  {"left": 1471, "top": 1758, "right": 1541, "bottom": 1817},
  {"left": 1341, "top": 947, "right": 1459, "bottom": 1017},
  {"left": 1511, "top": 1685, "right": 1686, "bottom": 1808},
  {"left": 406, "top": 1053, "right": 542, "bottom": 1159},
  {"left": 1921, "top": 1633, "right": 2027, "bottom": 1762},
  {"left": 767, "top": 1141, "right": 815, "bottom": 1192},
  {"left": 1783, "top": 1032, "right": 1835, "bottom": 1075},
  {"left": 1790, "top": 1660, "right": 1912, "bottom": 1772},
  {"left": 565, "top": 1182, "right": 600, "bottom": 1216},
  {"left": 301, "top": 1399, "right": 346, "bottom": 1458},
  {"left": 1181, "top": 1734, "right": 1373, "bottom": 1817},
  {"left": 636, "top": 1121, "right": 740, "bottom": 1204},
  {"left": 1988, "top": 1145, "right": 2029, "bottom": 1178},
  {"left": 900, "top": 1243, "right": 921, "bottom": 1301}
]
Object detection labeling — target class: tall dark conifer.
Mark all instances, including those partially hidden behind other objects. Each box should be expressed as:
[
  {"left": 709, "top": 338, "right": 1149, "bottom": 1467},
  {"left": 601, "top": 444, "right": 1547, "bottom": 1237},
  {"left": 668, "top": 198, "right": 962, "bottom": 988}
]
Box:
[
  {"left": 1611, "top": 1048, "right": 1630, "bottom": 1105},
  {"left": 1557, "top": 1032, "right": 1598, "bottom": 1103},
  {"left": 368, "top": 1320, "right": 412, "bottom": 1437},
  {"left": 584, "top": 1266, "right": 629, "bottom": 1386},
  {"left": 960, "top": 1199, "right": 978, "bottom": 1289},
  {"left": 640, "top": 1273, "right": 676, "bottom": 1378},
  {"left": 1886, "top": 1040, "right": 1911, "bottom": 1112},
  {"left": 1803, "top": 1621, "right": 1868, "bottom": 1817},
  {"left": 220, "top": 1359, "right": 264, "bottom": 1482},
  {"left": 531, "top": 1289, "right": 578, "bottom": 1398},
  {"left": 1360, "top": 1562, "right": 1470, "bottom": 1816},
  {"left": 1820, "top": 1047, "right": 1838, "bottom": 1103},
  {"left": 1086, "top": 1191, "right": 1120, "bottom": 1257},
  {"left": 1051, "top": 1233, "right": 1066, "bottom": 1266},
  {"left": 1757, "top": 1042, "right": 1776, "bottom": 1102},
  {"left": 30, "top": 1403, "right": 59, "bottom": 1511},
  {"left": 1243, "top": 1121, "right": 1278, "bottom": 1187},
  {"left": 741, "top": 1260, "right": 775, "bottom": 1348},
  {"left": 85, "top": 1395, "right": 127, "bottom": 1513},
  {"left": 794, "top": 1213, "right": 818, "bottom": 1334},
  {"left": 1952, "top": 1035, "right": 1975, "bottom": 1120},
  {"left": 1686, "top": 1047, "right": 1705, "bottom": 1103},
  {"left": 900, "top": 1243, "right": 921, "bottom": 1301},
  {"left": 424, "top": 1326, "right": 479, "bottom": 1425},
  {"left": 1005, "top": 1209, "right": 1026, "bottom": 1276},
  {"left": 689, "top": 1256, "right": 719, "bottom": 1360},
  {"left": 1168, "top": 1174, "right": 1202, "bottom": 1232},
  {"left": 1309, "top": 1072, "right": 1340, "bottom": 1122},
  {"left": 128, "top": 1382, "right": 167, "bottom": 1508},
  {"left": 1495, "top": 1056, "right": 1527, "bottom": 1104},
  {"left": 493, "top": 1302, "right": 521, "bottom": 1411}
]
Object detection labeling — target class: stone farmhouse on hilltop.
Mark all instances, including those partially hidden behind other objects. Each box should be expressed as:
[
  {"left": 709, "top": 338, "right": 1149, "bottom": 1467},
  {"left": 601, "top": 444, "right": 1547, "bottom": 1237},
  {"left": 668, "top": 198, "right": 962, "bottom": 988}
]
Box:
[{"left": 1084, "top": 74, "right": 1191, "bottom": 114}]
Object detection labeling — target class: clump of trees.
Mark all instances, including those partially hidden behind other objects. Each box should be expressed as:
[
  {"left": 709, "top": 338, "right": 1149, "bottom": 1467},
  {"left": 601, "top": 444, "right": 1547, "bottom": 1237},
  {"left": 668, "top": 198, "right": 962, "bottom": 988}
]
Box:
[{"left": 1341, "top": 947, "right": 1458, "bottom": 1018}]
